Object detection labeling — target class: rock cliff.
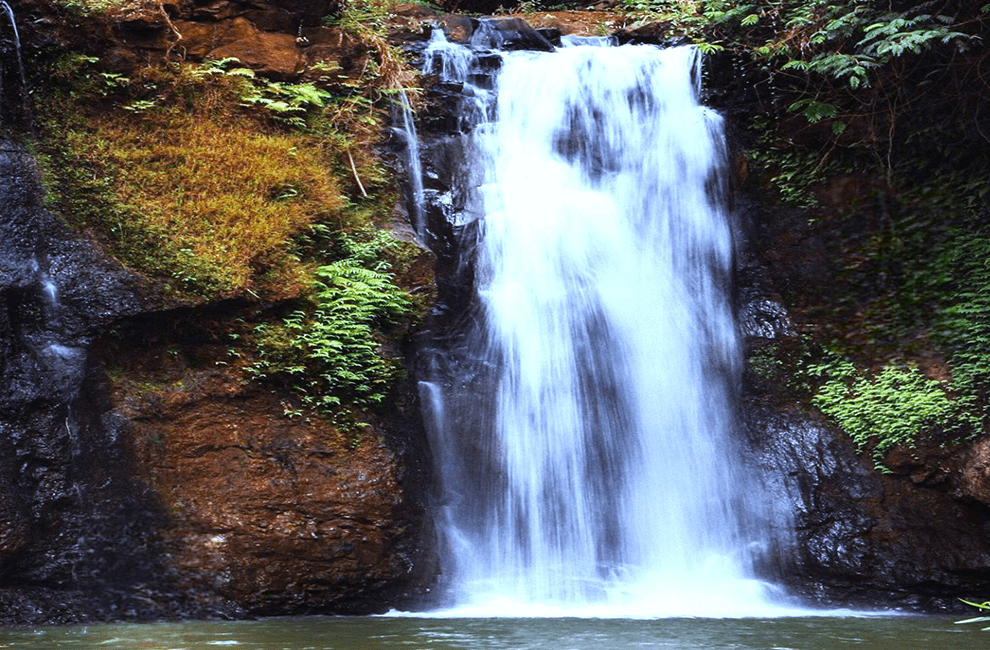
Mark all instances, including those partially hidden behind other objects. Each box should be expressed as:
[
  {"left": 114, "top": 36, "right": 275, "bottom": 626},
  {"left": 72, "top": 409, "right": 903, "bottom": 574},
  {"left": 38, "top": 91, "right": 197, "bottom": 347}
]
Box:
[
  {"left": 0, "top": 0, "right": 987, "bottom": 624},
  {"left": 0, "top": 0, "right": 437, "bottom": 624}
]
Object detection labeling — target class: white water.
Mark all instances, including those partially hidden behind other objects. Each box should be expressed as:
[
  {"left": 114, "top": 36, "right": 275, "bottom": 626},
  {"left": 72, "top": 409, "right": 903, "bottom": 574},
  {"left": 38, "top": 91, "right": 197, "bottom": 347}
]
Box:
[
  {"left": 421, "top": 32, "right": 794, "bottom": 617},
  {"left": 395, "top": 89, "right": 426, "bottom": 238},
  {"left": 1, "top": 0, "right": 27, "bottom": 97}
]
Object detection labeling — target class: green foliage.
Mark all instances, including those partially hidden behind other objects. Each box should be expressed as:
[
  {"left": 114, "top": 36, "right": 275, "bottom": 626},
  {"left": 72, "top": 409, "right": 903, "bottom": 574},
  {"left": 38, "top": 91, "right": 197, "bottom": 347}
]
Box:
[
  {"left": 247, "top": 231, "right": 413, "bottom": 416},
  {"left": 809, "top": 358, "right": 979, "bottom": 469},
  {"left": 744, "top": 129, "right": 845, "bottom": 208},
  {"left": 919, "top": 225, "right": 990, "bottom": 395},
  {"left": 325, "top": 0, "right": 393, "bottom": 35},
  {"left": 619, "top": 1, "right": 985, "bottom": 183},
  {"left": 747, "top": 343, "right": 783, "bottom": 382},
  {"left": 957, "top": 599, "right": 990, "bottom": 631},
  {"left": 169, "top": 58, "right": 336, "bottom": 129},
  {"left": 30, "top": 45, "right": 414, "bottom": 300},
  {"left": 118, "top": 57, "right": 338, "bottom": 129},
  {"left": 746, "top": 337, "right": 823, "bottom": 397},
  {"left": 618, "top": 1, "right": 990, "bottom": 464},
  {"left": 780, "top": 6, "right": 977, "bottom": 93},
  {"left": 50, "top": 0, "right": 130, "bottom": 18}
]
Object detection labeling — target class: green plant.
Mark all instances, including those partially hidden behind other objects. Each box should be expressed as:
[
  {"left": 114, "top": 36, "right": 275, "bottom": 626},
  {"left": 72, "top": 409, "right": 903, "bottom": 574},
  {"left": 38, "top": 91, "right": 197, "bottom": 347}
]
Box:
[
  {"left": 52, "top": 0, "right": 132, "bottom": 18},
  {"left": 32, "top": 51, "right": 362, "bottom": 300},
  {"left": 925, "top": 225, "right": 990, "bottom": 396},
  {"left": 956, "top": 599, "right": 990, "bottom": 631},
  {"left": 809, "top": 358, "right": 979, "bottom": 469},
  {"left": 247, "top": 232, "right": 413, "bottom": 416}
]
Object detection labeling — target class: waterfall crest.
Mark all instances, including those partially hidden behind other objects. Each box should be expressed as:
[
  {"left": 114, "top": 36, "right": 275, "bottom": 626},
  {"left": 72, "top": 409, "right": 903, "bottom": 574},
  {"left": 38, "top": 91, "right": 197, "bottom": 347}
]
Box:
[{"left": 419, "top": 30, "right": 794, "bottom": 617}]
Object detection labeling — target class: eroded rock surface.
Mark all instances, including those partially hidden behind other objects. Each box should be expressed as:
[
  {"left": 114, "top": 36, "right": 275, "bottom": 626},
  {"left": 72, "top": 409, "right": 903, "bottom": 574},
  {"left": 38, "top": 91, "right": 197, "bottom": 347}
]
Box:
[
  {"left": 0, "top": 134, "right": 433, "bottom": 623},
  {"left": 108, "top": 315, "right": 435, "bottom": 616}
]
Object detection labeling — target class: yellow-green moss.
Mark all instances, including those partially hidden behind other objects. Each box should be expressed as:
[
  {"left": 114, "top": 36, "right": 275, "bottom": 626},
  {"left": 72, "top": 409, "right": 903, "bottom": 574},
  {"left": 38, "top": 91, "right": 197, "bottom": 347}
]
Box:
[
  {"left": 71, "top": 112, "right": 344, "bottom": 296},
  {"left": 33, "top": 54, "right": 388, "bottom": 300}
]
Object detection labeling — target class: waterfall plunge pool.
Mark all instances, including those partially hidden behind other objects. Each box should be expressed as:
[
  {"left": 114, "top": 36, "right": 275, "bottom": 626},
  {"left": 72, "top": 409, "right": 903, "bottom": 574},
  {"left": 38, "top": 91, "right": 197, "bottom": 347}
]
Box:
[{"left": 0, "top": 616, "right": 979, "bottom": 649}]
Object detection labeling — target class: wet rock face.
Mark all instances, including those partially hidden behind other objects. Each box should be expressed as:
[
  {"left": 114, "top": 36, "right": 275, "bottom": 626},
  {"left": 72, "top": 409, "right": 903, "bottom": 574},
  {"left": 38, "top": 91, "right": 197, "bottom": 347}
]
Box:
[
  {"left": 747, "top": 404, "right": 990, "bottom": 611},
  {"left": 108, "top": 314, "right": 436, "bottom": 616},
  {"left": 737, "top": 194, "right": 990, "bottom": 611},
  {"left": 0, "top": 140, "right": 174, "bottom": 623},
  {"left": 0, "top": 138, "right": 436, "bottom": 623}
]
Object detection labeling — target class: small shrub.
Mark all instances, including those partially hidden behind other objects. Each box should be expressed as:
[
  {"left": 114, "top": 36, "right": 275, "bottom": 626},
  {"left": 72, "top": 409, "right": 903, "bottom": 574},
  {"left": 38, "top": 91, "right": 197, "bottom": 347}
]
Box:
[
  {"left": 957, "top": 599, "right": 990, "bottom": 631},
  {"left": 810, "top": 359, "right": 979, "bottom": 469}
]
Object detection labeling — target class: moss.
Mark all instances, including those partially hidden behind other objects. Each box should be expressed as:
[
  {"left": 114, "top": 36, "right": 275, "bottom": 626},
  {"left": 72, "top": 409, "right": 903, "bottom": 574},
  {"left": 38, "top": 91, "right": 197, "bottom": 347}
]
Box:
[
  {"left": 31, "top": 55, "right": 363, "bottom": 300},
  {"left": 26, "top": 0, "right": 431, "bottom": 420}
]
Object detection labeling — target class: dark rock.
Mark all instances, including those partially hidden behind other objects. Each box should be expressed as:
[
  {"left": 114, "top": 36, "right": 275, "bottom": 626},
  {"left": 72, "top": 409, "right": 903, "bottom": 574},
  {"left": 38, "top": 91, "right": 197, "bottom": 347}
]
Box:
[
  {"left": 0, "top": 135, "right": 437, "bottom": 622},
  {"left": 439, "top": 15, "right": 475, "bottom": 44},
  {"left": 0, "top": 140, "right": 187, "bottom": 624},
  {"left": 612, "top": 21, "right": 673, "bottom": 45},
  {"left": 744, "top": 383, "right": 990, "bottom": 612},
  {"left": 470, "top": 17, "right": 556, "bottom": 51}
]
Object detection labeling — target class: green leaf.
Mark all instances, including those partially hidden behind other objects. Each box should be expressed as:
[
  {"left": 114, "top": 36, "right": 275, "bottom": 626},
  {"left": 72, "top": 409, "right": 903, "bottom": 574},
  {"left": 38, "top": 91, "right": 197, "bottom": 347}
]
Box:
[{"left": 788, "top": 98, "right": 838, "bottom": 123}]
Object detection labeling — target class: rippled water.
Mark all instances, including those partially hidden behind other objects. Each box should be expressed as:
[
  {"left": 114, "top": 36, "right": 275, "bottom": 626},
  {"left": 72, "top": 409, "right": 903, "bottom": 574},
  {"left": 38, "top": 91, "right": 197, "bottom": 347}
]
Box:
[{"left": 0, "top": 616, "right": 979, "bottom": 650}]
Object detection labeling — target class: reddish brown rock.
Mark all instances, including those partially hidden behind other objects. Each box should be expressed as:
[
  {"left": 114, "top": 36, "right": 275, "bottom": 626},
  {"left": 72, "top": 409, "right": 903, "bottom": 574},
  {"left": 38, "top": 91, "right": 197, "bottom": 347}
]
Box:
[
  {"left": 959, "top": 437, "right": 990, "bottom": 503},
  {"left": 108, "top": 313, "right": 433, "bottom": 615},
  {"left": 171, "top": 18, "right": 304, "bottom": 78}
]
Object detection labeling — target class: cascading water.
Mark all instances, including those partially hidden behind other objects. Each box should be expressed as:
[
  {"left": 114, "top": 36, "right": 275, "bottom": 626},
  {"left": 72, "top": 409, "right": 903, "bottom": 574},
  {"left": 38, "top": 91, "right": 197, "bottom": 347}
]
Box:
[
  {"left": 0, "top": 0, "right": 27, "bottom": 117},
  {"left": 394, "top": 89, "right": 427, "bottom": 239},
  {"left": 417, "top": 29, "right": 795, "bottom": 617}
]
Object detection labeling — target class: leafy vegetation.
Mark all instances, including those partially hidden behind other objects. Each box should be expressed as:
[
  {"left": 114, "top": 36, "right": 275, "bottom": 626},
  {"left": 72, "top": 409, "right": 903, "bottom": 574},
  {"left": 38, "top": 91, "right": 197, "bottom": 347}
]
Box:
[
  {"left": 25, "top": 0, "right": 427, "bottom": 418},
  {"left": 809, "top": 359, "right": 979, "bottom": 469},
  {"left": 617, "top": 1, "right": 990, "bottom": 462},
  {"left": 30, "top": 0, "right": 415, "bottom": 300},
  {"left": 247, "top": 231, "right": 414, "bottom": 417},
  {"left": 34, "top": 56, "right": 349, "bottom": 298},
  {"left": 957, "top": 599, "right": 990, "bottom": 631}
]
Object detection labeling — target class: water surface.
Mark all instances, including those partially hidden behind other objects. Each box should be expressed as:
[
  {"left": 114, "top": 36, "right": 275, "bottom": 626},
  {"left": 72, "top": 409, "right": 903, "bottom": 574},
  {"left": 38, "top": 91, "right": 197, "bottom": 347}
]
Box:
[{"left": 0, "top": 616, "right": 977, "bottom": 650}]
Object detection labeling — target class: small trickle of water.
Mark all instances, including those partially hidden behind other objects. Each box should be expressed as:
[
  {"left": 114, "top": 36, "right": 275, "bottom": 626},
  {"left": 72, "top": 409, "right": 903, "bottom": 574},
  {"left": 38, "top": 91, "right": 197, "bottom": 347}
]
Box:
[
  {"left": 395, "top": 89, "right": 426, "bottom": 239},
  {"left": 424, "top": 29, "right": 497, "bottom": 131},
  {"left": 418, "top": 30, "right": 794, "bottom": 617},
  {"left": 0, "top": 1, "right": 28, "bottom": 105},
  {"left": 42, "top": 279, "right": 58, "bottom": 303}
]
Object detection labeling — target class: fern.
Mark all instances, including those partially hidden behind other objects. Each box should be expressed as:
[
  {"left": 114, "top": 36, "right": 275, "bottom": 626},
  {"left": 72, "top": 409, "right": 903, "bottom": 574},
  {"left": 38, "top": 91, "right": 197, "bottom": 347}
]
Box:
[
  {"left": 787, "top": 98, "right": 838, "bottom": 122},
  {"left": 247, "top": 232, "right": 412, "bottom": 416}
]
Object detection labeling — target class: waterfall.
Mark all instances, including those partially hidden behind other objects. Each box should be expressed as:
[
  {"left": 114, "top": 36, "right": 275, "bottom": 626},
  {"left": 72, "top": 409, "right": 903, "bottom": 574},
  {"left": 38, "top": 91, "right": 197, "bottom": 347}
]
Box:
[
  {"left": 0, "top": 0, "right": 27, "bottom": 112},
  {"left": 395, "top": 89, "right": 426, "bottom": 239},
  {"left": 418, "top": 29, "right": 793, "bottom": 617}
]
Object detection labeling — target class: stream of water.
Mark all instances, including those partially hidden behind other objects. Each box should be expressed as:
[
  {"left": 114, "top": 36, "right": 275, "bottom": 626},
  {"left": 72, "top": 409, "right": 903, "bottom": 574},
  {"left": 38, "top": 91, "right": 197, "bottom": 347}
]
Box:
[
  {"left": 419, "top": 31, "right": 794, "bottom": 616},
  {"left": 0, "top": 0, "right": 27, "bottom": 112}
]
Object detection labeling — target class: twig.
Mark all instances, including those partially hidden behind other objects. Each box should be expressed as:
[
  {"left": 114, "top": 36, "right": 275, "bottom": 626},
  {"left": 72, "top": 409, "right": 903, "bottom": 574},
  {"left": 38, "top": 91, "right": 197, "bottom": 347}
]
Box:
[{"left": 346, "top": 149, "right": 368, "bottom": 197}]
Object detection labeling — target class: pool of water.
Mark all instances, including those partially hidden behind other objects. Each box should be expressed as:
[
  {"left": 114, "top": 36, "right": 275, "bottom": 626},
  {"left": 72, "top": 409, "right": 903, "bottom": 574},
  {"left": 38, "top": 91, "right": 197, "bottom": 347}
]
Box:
[{"left": 0, "top": 616, "right": 979, "bottom": 650}]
